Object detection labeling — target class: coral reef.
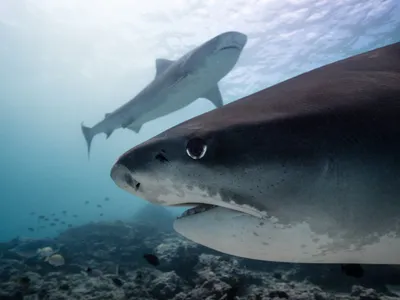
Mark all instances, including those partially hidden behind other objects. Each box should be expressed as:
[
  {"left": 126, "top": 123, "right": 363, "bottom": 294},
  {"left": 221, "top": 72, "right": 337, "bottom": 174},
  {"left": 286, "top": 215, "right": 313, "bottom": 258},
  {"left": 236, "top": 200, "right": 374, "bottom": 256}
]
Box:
[{"left": 1, "top": 207, "right": 400, "bottom": 300}]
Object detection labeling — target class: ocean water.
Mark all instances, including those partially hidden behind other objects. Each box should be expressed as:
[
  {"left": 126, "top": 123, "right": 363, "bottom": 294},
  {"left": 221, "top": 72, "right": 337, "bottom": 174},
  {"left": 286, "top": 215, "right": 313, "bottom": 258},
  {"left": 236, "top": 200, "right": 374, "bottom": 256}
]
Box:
[{"left": 0, "top": 0, "right": 399, "bottom": 243}]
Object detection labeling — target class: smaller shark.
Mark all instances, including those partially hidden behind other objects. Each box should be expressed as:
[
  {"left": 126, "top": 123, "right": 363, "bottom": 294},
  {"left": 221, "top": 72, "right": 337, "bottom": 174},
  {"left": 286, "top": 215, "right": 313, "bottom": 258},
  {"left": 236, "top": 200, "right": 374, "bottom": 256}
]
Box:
[{"left": 81, "top": 31, "right": 247, "bottom": 157}]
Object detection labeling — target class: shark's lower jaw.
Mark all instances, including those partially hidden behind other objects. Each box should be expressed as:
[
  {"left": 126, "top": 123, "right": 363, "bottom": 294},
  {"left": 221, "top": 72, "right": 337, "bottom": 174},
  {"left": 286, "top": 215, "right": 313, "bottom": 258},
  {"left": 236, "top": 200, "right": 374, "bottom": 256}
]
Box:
[{"left": 177, "top": 204, "right": 218, "bottom": 219}]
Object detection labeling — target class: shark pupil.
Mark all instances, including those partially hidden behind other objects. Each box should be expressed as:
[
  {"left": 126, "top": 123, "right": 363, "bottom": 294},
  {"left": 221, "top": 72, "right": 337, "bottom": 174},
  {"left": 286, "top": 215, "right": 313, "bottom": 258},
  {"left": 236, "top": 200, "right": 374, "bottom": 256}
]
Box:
[{"left": 186, "top": 138, "right": 207, "bottom": 160}]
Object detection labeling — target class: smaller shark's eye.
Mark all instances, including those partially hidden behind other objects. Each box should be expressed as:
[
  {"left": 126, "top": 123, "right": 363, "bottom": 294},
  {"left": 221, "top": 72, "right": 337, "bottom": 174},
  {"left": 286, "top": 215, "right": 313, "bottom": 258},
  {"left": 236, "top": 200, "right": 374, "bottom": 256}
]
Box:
[{"left": 186, "top": 137, "right": 207, "bottom": 160}]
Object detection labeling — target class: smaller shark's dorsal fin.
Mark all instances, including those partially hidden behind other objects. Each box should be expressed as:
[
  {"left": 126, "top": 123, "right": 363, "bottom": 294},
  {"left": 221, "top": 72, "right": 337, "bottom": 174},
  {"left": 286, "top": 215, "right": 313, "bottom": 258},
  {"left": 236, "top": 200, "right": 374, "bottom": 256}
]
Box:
[
  {"left": 105, "top": 113, "right": 111, "bottom": 119},
  {"left": 202, "top": 85, "right": 224, "bottom": 108},
  {"left": 155, "top": 58, "right": 174, "bottom": 77}
]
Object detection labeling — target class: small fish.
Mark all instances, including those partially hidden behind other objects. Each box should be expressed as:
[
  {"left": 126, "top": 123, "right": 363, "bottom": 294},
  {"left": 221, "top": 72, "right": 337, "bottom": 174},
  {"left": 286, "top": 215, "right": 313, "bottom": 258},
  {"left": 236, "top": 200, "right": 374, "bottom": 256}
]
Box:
[
  {"left": 100, "top": 213, "right": 103, "bottom": 217},
  {"left": 68, "top": 224, "right": 72, "bottom": 228},
  {"left": 38, "top": 215, "right": 45, "bottom": 219},
  {"left": 54, "top": 218, "right": 59, "bottom": 222},
  {"left": 104, "top": 197, "right": 110, "bottom": 201},
  {"left": 111, "top": 277, "right": 123, "bottom": 287},
  {"left": 73, "top": 214, "right": 78, "bottom": 218},
  {"left": 59, "top": 283, "right": 69, "bottom": 291},
  {"left": 97, "top": 205, "right": 102, "bottom": 208},
  {"left": 45, "top": 254, "right": 65, "bottom": 267},
  {"left": 84, "top": 201, "right": 89, "bottom": 205},
  {"left": 135, "top": 271, "right": 143, "bottom": 281},
  {"left": 18, "top": 276, "right": 30, "bottom": 288},
  {"left": 44, "top": 218, "right": 49, "bottom": 221},
  {"left": 51, "top": 213, "right": 55, "bottom": 216},
  {"left": 50, "top": 223, "right": 56, "bottom": 227},
  {"left": 61, "top": 221, "right": 66, "bottom": 225},
  {"left": 143, "top": 254, "right": 159, "bottom": 266},
  {"left": 28, "top": 227, "right": 34, "bottom": 232},
  {"left": 30, "top": 212, "right": 35, "bottom": 216},
  {"left": 341, "top": 264, "right": 364, "bottom": 278}
]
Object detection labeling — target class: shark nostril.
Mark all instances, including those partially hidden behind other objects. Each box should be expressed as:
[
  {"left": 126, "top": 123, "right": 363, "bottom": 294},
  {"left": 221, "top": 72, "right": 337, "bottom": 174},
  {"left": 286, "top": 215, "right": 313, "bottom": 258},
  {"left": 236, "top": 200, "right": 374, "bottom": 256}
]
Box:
[
  {"left": 124, "top": 173, "right": 141, "bottom": 191},
  {"left": 155, "top": 153, "right": 169, "bottom": 163},
  {"left": 124, "top": 173, "right": 133, "bottom": 186},
  {"left": 135, "top": 182, "right": 140, "bottom": 190}
]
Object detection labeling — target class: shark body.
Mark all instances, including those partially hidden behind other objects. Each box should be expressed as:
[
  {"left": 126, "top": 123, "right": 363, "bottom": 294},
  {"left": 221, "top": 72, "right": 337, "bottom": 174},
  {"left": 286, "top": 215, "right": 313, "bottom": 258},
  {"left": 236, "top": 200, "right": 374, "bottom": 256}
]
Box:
[
  {"left": 110, "top": 42, "right": 400, "bottom": 265},
  {"left": 81, "top": 31, "right": 247, "bottom": 156}
]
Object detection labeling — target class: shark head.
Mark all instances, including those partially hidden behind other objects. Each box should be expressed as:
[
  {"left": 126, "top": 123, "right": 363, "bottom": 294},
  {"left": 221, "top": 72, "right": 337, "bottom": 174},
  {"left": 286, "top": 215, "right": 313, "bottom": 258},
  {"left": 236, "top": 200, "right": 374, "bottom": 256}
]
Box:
[
  {"left": 180, "top": 31, "right": 247, "bottom": 79},
  {"left": 109, "top": 109, "right": 325, "bottom": 263},
  {"left": 110, "top": 121, "right": 271, "bottom": 219}
]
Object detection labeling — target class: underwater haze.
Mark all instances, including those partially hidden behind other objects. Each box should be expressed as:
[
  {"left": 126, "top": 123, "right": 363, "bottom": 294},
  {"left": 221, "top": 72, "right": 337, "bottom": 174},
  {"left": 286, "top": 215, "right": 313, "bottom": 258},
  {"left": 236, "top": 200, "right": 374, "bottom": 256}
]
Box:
[{"left": 0, "top": 0, "right": 399, "bottom": 242}]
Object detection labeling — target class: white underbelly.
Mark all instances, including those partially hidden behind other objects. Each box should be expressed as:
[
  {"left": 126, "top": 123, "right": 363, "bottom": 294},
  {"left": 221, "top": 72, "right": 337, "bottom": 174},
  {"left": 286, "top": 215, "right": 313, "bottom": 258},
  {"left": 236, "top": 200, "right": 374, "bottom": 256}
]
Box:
[
  {"left": 174, "top": 206, "right": 400, "bottom": 265},
  {"left": 133, "top": 74, "right": 215, "bottom": 127}
]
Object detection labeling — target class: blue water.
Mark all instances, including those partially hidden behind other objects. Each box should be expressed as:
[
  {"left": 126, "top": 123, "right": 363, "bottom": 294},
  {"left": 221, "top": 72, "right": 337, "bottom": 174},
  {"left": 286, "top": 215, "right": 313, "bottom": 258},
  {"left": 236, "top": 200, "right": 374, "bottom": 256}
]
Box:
[{"left": 0, "top": 0, "right": 399, "bottom": 242}]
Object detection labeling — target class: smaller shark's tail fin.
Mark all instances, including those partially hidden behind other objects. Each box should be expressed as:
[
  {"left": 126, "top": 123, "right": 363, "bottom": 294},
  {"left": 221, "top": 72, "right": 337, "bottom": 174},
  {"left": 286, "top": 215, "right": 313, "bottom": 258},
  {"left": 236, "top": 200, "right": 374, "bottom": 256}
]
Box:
[
  {"left": 81, "top": 122, "right": 94, "bottom": 159},
  {"left": 203, "top": 85, "right": 224, "bottom": 108}
]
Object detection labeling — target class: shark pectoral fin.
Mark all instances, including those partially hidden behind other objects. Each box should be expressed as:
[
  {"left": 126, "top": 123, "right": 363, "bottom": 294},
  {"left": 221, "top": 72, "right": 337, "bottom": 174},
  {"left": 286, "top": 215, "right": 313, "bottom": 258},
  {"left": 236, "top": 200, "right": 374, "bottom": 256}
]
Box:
[
  {"left": 127, "top": 123, "right": 142, "bottom": 133},
  {"left": 105, "top": 130, "right": 114, "bottom": 139},
  {"left": 155, "top": 58, "right": 174, "bottom": 77},
  {"left": 202, "top": 85, "right": 224, "bottom": 108}
]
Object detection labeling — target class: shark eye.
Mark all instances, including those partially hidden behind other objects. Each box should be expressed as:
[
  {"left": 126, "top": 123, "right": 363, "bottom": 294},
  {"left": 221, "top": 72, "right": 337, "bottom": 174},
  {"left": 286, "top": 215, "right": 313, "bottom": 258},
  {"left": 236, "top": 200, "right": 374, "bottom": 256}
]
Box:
[{"left": 186, "top": 137, "right": 207, "bottom": 160}]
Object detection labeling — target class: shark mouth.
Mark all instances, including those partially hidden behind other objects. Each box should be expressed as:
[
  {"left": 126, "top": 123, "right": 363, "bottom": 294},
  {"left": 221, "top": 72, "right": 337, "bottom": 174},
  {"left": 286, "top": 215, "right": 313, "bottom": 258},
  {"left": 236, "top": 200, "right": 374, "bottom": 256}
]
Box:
[
  {"left": 177, "top": 204, "right": 218, "bottom": 219},
  {"left": 175, "top": 200, "right": 266, "bottom": 220},
  {"left": 219, "top": 45, "right": 241, "bottom": 51}
]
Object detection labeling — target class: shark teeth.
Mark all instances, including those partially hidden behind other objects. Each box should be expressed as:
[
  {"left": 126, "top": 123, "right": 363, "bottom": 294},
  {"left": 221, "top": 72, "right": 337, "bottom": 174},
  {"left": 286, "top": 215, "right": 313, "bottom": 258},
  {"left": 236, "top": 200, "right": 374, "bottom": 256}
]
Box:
[{"left": 177, "top": 204, "right": 217, "bottom": 219}]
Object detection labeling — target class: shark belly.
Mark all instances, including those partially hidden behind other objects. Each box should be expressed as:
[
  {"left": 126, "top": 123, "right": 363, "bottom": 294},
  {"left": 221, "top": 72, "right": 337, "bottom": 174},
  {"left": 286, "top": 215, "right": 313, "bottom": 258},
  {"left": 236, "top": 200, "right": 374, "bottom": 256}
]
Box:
[
  {"left": 171, "top": 158, "right": 400, "bottom": 264},
  {"left": 129, "top": 71, "right": 222, "bottom": 130}
]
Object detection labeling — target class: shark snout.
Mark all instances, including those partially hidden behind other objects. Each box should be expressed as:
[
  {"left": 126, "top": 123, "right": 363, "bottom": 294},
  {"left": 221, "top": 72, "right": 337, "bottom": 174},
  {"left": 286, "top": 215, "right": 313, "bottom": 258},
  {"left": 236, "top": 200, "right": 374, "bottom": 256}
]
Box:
[
  {"left": 232, "top": 32, "right": 247, "bottom": 46},
  {"left": 218, "top": 31, "right": 247, "bottom": 51},
  {"left": 110, "top": 163, "right": 141, "bottom": 194}
]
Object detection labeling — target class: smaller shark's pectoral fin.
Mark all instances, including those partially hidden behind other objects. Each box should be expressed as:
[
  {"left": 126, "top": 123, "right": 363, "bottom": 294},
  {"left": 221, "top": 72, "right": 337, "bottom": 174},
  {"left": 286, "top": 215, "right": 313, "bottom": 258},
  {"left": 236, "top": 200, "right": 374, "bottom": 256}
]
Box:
[
  {"left": 127, "top": 123, "right": 142, "bottom": 134},
  {"left": 105, "top": 130, "right": 114, "bottom": 139},
  {"left": 202, "top": 85, "right": 224, "bottom": 108},
  {"left": 155, "top": 58, "right": 174, "bottom": 77}
]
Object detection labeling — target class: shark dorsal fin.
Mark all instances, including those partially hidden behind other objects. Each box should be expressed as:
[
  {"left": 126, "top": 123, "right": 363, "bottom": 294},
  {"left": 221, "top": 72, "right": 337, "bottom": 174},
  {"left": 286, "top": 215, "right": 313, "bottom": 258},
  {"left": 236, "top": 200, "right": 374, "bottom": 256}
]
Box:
[
  {"left": 155, "top": 58, "right": 174, "bottom": 77},
  {"left": 202, "top": 85, "right": 224, "bottom": 108}
]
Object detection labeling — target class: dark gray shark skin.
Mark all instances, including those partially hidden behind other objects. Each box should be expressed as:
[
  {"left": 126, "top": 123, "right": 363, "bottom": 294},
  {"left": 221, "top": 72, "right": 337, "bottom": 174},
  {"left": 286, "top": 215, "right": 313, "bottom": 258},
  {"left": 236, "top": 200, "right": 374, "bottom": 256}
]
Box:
[{"left": 111, "top": 42, "right": 400, "bottom": 264}]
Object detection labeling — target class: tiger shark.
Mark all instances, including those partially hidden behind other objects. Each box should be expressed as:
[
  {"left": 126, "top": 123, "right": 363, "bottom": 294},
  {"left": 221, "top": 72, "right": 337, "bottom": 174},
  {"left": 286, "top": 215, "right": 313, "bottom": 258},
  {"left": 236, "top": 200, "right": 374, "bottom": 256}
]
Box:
[
  {"left": 110, "top": 42, "right": 400, "bottom": 265},
  {"left": 81, "top": 31, "right": 247, "bottom": 157}
]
